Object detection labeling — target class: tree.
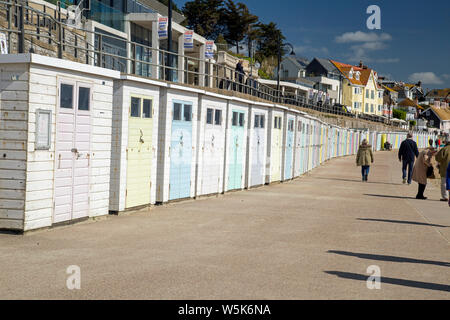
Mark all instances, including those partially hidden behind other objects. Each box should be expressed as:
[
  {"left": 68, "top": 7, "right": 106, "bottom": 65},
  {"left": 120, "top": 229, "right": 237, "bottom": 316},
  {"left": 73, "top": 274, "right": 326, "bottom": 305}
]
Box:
[
  {"left": 182, "top": 0, "right": 226, "bottom": 40},
  {"left": 222, "top": 0, "right": 258, "bottom": 54},
  {"left": 254, "top": 22, "right": 285, "bottom": 62},
  {"left": 393, "top": 108, "right": 406, "bottom": 120}
]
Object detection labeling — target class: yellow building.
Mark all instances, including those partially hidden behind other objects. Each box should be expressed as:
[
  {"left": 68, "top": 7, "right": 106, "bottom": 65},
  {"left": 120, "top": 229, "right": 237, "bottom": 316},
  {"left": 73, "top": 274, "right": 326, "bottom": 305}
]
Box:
[{"left": 330, "top": 60, "right": 384, "bottom": 116}]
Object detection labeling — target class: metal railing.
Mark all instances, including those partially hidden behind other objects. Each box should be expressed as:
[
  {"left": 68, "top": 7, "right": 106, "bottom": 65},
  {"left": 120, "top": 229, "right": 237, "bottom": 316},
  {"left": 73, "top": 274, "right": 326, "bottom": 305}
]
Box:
[{"left": 0, "top": 0, "right": 392, "bottom": 124}]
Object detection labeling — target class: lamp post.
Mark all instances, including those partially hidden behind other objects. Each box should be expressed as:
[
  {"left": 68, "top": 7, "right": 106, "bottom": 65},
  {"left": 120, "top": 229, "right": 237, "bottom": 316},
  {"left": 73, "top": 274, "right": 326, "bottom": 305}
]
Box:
[{"left": 276, "top": 34, "right": 295, "bottom": 102}]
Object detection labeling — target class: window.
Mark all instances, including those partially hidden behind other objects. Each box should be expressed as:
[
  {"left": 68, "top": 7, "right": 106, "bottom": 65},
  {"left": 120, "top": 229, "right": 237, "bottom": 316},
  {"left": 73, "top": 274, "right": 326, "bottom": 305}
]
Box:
[
  {"left": 365, "top": 103, "right": 369, "bottom": 112},
  {"left": 143, "top": 99, "right": 152, "bottom": 118},
  {"left": 232, "top": 111, "right": 238, "bottom": 126},
  {"left": 355, "top": 72, "right": 360, "bottom": 80},
  {"left": 366, "top": 90, "right": 369, "bottom": 99},
  {"left": 370, "top": 104, "right": 374, "bottom": 113},
  {"left": 78, "top": 87, "right": 90, "bottom": 111},
  {"left": 254, "top": 115, "right": 260, "bottom": 128},
  {"left": 298, "top": 121, "right": 302, "bottom": 132},
  {"left": 288, "top": 119, "right": 294, "bottom": 131},
  {"left": 371, "top": 90, "right": 374, "bottom": 99},
  {"left": 206, "top": 108, "right": 213, "bottom": 124},
  {"left": 131, "top": 97, "right": 141, "bottom": 117},
  {"left": 274, "top": 116, "right": 282, "bottom": 129},
  {"left": 60, "top": 84, "right": 74, "bottom": 109},
  {"left": 260, "top": 115, "right": 265, "bottom": 128},
  {"left": 239, "top": 113, "right": 244, "bottom": 127},
  {"left": 173, "top": 103, "right": 181, "bottom": 120},
  {"left": 354, "top": 102, "right": 358, "bottom": 109},
  {"left": 183, "top": 105, "right": 192, "bottom": 121},
  {"left": 378, "top": 105, "right": 381, "bottom": 112},
  {"left": 214, "top": 109, "right": 222, "bottom": 125}
]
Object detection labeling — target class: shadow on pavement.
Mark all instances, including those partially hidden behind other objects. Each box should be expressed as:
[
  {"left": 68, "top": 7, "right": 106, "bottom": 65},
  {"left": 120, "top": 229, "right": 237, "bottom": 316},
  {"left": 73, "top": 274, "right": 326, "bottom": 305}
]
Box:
[
  {"left": 316, "top": 177, "right": 403, "bottom": 186},
  {"left": 325, "top": 271, "right": 450, "bottom": 292},
  {"left": 327, "top": 250, "right": 450, "bottom": 267},
  {"left": 357, "top": 218, "right": 449, "bottom": 228},
  {"left": 364, "top": 193, "right": 442, "bottom": 202}
]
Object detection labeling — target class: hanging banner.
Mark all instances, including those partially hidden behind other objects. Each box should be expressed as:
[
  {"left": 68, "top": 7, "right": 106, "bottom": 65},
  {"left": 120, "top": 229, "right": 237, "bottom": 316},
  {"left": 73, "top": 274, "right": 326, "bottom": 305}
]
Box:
[
  {"left": 158, "top": 17, "right": 168, "bottom": 39},
  {"left": 205, "top": 40, "right": 214, "bottom": 59},
  {"left": 184, "top": 30, "right": 194, "bottom": 50},
  {"left": 308, "top": 89, "right": 314, "bottom": 100},
  {"left": 0, "top": 33, "right": 8, "bottom": 54}
]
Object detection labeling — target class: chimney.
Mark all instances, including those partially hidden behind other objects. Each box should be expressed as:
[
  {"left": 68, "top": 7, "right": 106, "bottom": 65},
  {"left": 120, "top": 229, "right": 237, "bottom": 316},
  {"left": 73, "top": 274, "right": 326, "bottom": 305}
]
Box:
[{"left": 359, "top": 60, "right": 363, "bottom": 68}]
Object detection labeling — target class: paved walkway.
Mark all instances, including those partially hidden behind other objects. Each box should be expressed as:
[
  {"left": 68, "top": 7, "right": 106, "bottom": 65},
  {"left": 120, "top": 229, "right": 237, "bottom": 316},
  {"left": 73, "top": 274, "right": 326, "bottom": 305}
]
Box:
[{"left": 0, "top": 151, "right": 449, "bottom": 299}]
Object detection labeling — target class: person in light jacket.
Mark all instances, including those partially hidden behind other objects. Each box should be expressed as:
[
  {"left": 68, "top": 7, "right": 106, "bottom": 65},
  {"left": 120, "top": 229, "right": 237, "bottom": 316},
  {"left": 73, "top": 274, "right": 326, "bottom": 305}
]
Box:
[
  {"left": 412, "top": 147, "right": 437, "bottom": 199},
  {"left": 356, "top": 139, "right": 374, "bottom": 182}
]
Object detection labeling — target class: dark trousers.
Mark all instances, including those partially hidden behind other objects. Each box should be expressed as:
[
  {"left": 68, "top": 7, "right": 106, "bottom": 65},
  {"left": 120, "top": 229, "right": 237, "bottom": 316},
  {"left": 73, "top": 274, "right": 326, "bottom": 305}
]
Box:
[
  {"left": 416, "top": 183, "right": 426, "bottom": 198},
  {"left": 361, "top": 165, "right": 370, "bottom": 180},
  {"left": 402, "top": 160, "right": 414, "bottom": 183}
]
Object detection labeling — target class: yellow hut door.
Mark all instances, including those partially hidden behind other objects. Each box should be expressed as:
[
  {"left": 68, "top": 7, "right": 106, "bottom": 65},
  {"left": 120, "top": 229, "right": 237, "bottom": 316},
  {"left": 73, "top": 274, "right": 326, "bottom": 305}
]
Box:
[{"left": 126, "top": 96, "right": 153, "bottom": 208}]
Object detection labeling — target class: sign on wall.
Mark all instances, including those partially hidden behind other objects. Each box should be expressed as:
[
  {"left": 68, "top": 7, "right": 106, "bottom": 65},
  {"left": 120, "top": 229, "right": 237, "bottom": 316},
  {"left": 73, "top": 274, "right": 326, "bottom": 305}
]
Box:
[
  {"left": 158, "top": 17, "right": 168, "bottom": 39},
  {"left": 36, "top": 109, "right": 52, "bottom": 150},
  {"left": 0, "top": 33, "right": 7, "bottom": 54},
  {"left": 205, "top": 41, "right": 214, "bottom": 59},
  {"left": 184, "top": 30, "right": 193, "bottom": 50}
]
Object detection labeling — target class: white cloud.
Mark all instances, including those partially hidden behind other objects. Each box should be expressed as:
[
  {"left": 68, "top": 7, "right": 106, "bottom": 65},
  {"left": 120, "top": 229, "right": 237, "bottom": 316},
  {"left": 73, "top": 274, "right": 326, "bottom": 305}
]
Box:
[
  {"left": 335, "top": 31, "right": 392, "bottom": 43},
  {"left": 408, "top": 72, "right": 443, "bottom": 85},
  {"left": 336, "top": 31, "right": 393, "bottom": 63}
]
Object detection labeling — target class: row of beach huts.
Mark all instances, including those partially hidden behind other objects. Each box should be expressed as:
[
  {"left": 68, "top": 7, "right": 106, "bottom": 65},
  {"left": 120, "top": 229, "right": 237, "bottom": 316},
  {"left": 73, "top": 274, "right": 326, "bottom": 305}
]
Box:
[{"left": 0, "top": 54, "right": 436, "bottom": 232}]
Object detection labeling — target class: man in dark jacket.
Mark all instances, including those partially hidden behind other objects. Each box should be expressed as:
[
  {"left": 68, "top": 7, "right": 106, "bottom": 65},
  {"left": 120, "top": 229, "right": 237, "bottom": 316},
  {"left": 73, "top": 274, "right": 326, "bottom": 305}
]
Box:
[{"left": 398, "top": 133, "right": 419, "bottom": 184}]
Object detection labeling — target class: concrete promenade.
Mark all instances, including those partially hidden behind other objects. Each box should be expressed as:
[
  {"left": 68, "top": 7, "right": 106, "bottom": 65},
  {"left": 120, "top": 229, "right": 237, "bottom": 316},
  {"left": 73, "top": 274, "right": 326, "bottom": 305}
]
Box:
[{"left": 0, "top": 150, "right": 449, "bottom": 299}]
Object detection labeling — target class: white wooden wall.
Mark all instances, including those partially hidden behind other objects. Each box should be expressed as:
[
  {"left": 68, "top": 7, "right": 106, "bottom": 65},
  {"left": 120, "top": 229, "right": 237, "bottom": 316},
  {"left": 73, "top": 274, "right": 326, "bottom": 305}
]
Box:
[
  {"left": 0, "top": 63, "right": 29, "bottom": 230},
  {"left": 23, "top": 64, "right": 115, "bottom": 230}
]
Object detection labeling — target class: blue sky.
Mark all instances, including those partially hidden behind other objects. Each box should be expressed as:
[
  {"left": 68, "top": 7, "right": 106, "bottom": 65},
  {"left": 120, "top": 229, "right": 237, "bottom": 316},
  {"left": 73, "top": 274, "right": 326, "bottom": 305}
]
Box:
[{"left": 174, "top": 0, "right": 450, "bottom": 89}]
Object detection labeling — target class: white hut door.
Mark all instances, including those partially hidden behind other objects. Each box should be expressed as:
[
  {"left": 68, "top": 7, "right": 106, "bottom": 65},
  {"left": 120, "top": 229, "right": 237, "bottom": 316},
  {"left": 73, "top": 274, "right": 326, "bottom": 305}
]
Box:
[{"left": 54, "top": 82, "right": 91, "bottom": 223}]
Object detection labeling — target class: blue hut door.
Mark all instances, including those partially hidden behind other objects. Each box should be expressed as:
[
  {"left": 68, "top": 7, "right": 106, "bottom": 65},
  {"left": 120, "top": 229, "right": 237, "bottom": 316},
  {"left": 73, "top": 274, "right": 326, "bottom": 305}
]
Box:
[
  {"left": 170, "top": 102, "right": 192, "bottom": 200},
  {"left": 228, "top": 111, "right": 245, "bottom": 190}
]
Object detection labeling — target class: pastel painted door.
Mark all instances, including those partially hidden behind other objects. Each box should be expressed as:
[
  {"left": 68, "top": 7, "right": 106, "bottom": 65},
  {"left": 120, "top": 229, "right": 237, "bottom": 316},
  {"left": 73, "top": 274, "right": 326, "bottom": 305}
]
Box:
[
  {"left": 294, "top": 119, "right": 303, "bottom": 177},
  {"left": 284, "top": 118, "right": 294, "bottom": 180},
  {"left": 228, "top": 111, "right": 245, "bottom": 190},
  {"left": 54, "top": 82, "right": 91, "bottom": 223},
  {"left": 201, "top": 108, "right": 224, "bottom": 195},
  {"left": 126, "top": 96, "right": 153, "bottom": 208},
  {"left": 170, "top": 101, "right": 192, "bottom": 200},
  {"left": 271, "top": 115, "right": 282, "bottom": 181},
  {"left": 251, "top": 113, "right": 266, "bottom": 186}
]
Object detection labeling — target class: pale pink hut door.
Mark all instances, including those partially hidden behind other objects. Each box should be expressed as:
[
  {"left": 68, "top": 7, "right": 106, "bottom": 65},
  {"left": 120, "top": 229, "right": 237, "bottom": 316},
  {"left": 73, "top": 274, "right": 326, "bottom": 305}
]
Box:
[{"left": 54, "top": 81, "right": 92, "bottom": 223}]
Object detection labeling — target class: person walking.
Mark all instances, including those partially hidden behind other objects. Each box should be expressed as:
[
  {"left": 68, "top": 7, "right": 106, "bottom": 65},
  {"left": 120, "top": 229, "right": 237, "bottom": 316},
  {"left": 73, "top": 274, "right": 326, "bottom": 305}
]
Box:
[
  {"left": 356, "top": 139, "right": 374, "bottom": 182},
  {"left": 398, "top": 133, "right": 419, "bottom": 185},
  {"left": 412, "top": 147, "right": 437, "bottom": 199},
  {"left": 435, "top": 139, "right": 450, "bottom": 201}
]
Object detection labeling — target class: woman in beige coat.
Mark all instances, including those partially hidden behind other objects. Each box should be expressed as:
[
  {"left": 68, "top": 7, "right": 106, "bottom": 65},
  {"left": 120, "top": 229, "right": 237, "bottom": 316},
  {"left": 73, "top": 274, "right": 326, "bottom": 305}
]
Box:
[
  {"left": 356, "top": 139, "right": 374, "bottom": 182},
  {"left": 412, "top": 147, "right": 437, "bottom": 199}
]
